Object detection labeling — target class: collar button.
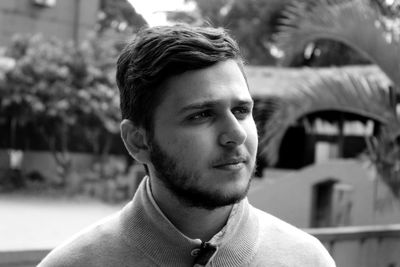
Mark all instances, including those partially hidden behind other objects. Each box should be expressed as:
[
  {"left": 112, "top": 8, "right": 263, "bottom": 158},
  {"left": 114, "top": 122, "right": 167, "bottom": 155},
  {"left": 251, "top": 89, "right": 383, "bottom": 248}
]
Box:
[{"left": 191, "top": 248, "right": 201, "bottom": 257}]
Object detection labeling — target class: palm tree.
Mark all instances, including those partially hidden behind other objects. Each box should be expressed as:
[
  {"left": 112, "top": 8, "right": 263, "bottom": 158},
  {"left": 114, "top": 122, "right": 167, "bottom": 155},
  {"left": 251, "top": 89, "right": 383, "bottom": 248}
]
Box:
[
  {"left": 275, "top": 0, "right": 400, "bottom": 87},
  {"left": 261, "top": 0, "right": 400, "bottom": 197}
]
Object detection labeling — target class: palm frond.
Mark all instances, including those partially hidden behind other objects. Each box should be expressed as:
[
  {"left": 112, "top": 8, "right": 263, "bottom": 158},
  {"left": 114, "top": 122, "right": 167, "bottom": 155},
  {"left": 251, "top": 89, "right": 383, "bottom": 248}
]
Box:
[
  {"left": 259, "top": 70, "right": 398, "bottom": 166},
  {"left": 275, "top": 0, "right": 400, "bottom": 89}
]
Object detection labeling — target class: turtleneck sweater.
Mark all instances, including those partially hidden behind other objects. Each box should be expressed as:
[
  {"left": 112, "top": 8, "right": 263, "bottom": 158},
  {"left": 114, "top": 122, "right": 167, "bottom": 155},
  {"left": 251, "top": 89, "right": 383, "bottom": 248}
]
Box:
[{"left": 38, "top": 177, "right": 336, "bottom": 267}]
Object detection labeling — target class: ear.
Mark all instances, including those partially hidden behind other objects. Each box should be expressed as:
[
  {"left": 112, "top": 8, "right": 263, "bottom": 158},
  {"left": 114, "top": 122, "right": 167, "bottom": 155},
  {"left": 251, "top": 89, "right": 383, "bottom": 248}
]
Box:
[{"left": 120, "top": 119, "right": 150, "bottom": 164}]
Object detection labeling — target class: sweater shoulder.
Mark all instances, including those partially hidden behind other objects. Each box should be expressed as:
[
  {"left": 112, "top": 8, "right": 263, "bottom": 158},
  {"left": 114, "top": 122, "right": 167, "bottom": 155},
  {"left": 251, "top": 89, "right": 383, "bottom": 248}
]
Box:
[
  {"left": 250, "top": 206, "right": 336, "bottom": 266},
  {"left": 38, "top": 212, "right": 126, "bottom": 267},
  {"left": 252, "top": 206, "right": 315, "bottom": 240}
]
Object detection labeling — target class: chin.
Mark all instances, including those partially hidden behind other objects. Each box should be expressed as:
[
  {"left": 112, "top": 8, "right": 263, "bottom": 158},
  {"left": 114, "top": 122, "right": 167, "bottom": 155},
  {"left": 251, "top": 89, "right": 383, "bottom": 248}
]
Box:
[
  {"left": 215, "top": 170, "right": 252, "bottom": 189},
  {"left": 209, "top": 188, "right": 249, "bottom": 209},
  {"left": 214, "top": 177, "right": 251, "bottom": 200},
  {"left": 180, "top": 177, "right": 251, "bottom": 210}
]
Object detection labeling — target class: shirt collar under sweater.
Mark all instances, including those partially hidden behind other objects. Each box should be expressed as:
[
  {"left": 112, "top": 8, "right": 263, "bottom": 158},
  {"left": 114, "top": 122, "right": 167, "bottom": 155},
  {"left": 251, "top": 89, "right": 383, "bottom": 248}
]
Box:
[{"left": 120, "top": 176, "right": 260, "bottom": 267}]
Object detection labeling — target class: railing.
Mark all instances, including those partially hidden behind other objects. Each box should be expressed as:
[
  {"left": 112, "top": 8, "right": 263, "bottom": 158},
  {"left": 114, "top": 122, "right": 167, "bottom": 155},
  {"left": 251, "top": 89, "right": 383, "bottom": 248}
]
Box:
[
  {"left": 0, "top": 250, "right": 49, "bottom": 267},
  {"left": 308, "top": 224, "right": 400, "bottom": 267}
]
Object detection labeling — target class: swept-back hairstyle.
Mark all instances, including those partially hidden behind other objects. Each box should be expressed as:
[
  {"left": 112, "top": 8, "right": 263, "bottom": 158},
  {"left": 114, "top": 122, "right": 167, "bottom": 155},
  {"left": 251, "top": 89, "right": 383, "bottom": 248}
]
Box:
[{"left": 116, "top": 24, "right": 244, "bottom": 132}]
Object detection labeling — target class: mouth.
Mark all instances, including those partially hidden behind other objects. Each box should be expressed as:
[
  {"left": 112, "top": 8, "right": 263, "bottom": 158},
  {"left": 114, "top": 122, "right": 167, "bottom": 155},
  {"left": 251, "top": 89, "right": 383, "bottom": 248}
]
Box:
[{"left": 212, "top": 157, "right": 247, "bottom": 170}]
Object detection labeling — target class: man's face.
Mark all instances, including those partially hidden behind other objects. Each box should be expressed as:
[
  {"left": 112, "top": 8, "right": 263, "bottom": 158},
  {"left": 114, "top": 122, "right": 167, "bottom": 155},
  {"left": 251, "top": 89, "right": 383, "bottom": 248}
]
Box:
[{"left": 148, "top": 59, "right": 258, "bottom": 209}]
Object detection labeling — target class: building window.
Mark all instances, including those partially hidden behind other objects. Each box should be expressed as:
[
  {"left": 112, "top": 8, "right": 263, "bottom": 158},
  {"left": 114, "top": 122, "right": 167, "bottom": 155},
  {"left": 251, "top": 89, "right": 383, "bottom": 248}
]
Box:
[
  {"left": 311, "top": 179, "right": 353, "bottom": 227},
  {"left": 315, "top": 141, "right": 339, "bottom": 163}
]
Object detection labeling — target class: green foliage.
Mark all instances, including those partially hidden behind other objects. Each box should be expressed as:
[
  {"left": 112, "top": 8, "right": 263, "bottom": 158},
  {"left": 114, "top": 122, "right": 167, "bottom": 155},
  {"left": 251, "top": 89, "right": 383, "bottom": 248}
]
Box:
[
  {"left": 372, "top": 0, "right": 400, "bottom": 17},
  {"left": 177, "top": 0, "right": 399, "bottom": 66},
  {"left": 97, "top": 0, "right": 147, "bottom": 33},
  {"left": 2, "top": 34, "right": 120, "bottom": 139},
  {"left": 276, "top": 0, "right": 400, "bottom": 75},
  {"left": 223, "top": 0, "right": 286, "bottom": 65},
  {"left": 271, "top": 0, "right": 400, "bottom": 198},
  {"left": 181, "top": 0, "right": 287, "bottom": 65},
  {"left": 0, "top": 33, "right": 122, "bottom": 185},
  {"left": 367, "top": 126, "right": 400, "bottom": 198},
  {"left": 259, "top": 68, "right": 395, "bottom": 166},
  {"left": 188, "top": 0, "right": 231, "bottom": 26},
  {"left": 166, "top": 10, "right": 202, "bottom": 25}
]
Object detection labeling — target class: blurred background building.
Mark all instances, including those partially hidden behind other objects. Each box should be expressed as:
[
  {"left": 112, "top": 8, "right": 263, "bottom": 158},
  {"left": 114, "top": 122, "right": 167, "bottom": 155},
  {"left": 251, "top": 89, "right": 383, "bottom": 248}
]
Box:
[{"left": 0, "top": 0, "right": 99, "bottom": 46}]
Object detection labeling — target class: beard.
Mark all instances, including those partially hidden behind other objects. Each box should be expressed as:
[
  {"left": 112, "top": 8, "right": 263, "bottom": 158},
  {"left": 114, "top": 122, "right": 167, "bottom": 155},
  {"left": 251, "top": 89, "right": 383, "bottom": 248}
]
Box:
[{"left": 148, "top": 138, "right": 253, "bottom": 210}]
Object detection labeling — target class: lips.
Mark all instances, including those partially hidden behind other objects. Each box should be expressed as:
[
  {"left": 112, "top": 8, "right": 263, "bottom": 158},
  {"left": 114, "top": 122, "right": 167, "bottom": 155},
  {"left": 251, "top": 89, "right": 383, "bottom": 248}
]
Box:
[{"left": 212, "top": 156, "right": 248, "bottom": 170}]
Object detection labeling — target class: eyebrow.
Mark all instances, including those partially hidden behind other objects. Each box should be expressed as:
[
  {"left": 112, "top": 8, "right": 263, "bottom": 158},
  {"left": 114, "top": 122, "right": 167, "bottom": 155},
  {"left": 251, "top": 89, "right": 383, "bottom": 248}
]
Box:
[{"left": 178, "top": 99, "right": 254, "bottom": 114}]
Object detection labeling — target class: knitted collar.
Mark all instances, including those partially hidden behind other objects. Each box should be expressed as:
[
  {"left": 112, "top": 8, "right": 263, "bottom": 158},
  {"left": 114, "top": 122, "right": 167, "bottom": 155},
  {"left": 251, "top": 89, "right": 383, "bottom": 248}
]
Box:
[{"left": 121, "top": 177, "right": 260, "bottom": 266}]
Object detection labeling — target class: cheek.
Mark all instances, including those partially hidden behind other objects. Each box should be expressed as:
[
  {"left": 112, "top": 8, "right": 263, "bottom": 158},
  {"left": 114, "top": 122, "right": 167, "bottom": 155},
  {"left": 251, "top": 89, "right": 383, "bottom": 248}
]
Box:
[{"left": 166, "top": 131, "right": 214, "bottom": 161}]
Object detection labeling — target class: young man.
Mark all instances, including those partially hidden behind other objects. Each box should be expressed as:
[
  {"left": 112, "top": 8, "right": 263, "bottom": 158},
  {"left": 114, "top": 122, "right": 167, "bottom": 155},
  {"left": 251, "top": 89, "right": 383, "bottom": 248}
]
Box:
[{"left": 39, "top": 24, "right": 336, "bottom": 267}]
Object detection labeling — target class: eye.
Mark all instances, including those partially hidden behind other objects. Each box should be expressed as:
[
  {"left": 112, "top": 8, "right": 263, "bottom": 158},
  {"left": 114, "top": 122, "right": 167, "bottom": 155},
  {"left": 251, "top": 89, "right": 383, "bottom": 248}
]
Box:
[
  {"left": 232, "top": 106, "right": 252, "bottom": 119},
  {"left": 187, "top": 110, "right": 213, "bottom": 122}
]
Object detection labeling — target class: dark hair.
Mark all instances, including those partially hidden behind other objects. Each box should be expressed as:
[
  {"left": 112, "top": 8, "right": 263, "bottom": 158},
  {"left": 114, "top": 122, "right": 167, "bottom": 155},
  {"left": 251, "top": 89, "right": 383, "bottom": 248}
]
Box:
[{"left": 116, "top": 24, "right": 245, "bottom": 132}]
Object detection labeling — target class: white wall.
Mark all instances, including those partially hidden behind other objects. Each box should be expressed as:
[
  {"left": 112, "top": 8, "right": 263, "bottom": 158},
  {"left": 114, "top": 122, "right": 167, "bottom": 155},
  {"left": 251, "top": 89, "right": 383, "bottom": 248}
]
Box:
[{"left": 248, "top": 159, "right": 400, "bottom": 228}]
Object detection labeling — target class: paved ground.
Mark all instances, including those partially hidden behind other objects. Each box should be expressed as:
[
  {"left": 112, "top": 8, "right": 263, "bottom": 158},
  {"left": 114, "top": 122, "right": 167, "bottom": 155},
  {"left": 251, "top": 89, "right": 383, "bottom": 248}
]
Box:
[{"left": 0, "top": 193, "right": 124, "bottom": 251}]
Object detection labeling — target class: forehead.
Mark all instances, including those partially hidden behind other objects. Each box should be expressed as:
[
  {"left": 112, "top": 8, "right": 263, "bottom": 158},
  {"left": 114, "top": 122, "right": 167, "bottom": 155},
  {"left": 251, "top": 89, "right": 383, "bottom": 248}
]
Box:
[{"left": 158, "top": 60, "right": 251, "bottom": 112}]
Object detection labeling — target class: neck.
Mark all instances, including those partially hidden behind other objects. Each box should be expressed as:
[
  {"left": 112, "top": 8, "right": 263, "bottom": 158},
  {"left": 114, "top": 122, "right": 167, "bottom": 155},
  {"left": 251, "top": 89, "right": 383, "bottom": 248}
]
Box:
[{"left": 149, "top": 177, "right": 233, "bottom": 241}]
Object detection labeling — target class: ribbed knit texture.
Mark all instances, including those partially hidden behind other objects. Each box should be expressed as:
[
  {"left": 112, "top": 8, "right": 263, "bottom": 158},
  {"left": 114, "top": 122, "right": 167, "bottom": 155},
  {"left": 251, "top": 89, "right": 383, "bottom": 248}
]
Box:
[{"left": 38, "top": 177, "right": 336, "bottom": 267}]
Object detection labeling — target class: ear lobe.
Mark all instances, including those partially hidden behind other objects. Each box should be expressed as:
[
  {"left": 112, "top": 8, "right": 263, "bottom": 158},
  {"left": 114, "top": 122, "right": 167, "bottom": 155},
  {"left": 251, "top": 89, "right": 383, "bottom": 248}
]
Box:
[{"left": 120, "top": 119, "right": 150, "bottom": 163}]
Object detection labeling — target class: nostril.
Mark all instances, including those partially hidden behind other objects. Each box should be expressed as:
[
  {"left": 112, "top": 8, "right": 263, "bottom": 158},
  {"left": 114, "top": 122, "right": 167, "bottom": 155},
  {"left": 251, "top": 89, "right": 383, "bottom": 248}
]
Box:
[{"left": 219, "top": 129, "right": 247, "bottom": 147}]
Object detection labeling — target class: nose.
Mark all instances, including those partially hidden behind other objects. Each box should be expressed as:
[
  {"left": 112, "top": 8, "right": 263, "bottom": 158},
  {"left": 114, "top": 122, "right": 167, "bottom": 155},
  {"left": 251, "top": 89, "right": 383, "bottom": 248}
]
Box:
[{"left": 219, "top": 114, "right": 247, "bottom": 147}]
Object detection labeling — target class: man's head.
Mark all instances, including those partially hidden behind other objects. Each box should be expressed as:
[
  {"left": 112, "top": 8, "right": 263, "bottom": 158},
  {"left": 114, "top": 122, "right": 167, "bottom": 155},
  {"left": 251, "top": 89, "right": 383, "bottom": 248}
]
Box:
[
  {"left": 116, "top": 24, "right": 245, "bottom": 133},
  {"left": 117, "top": 24, "right": 258, "bottom": 210}
]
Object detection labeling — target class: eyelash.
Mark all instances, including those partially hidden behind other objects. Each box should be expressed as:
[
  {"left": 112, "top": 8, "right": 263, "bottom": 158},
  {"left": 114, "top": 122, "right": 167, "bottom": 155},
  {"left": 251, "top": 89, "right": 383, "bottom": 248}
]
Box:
[
  {"left": 188, "top": 110, "right": 213, "bottom": 121},
  {"left": 187, "top": 106, "right": 252, "bottom": 122},
  {"left": 233, "top": 106, "right": 251, "bottom": 117}
]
